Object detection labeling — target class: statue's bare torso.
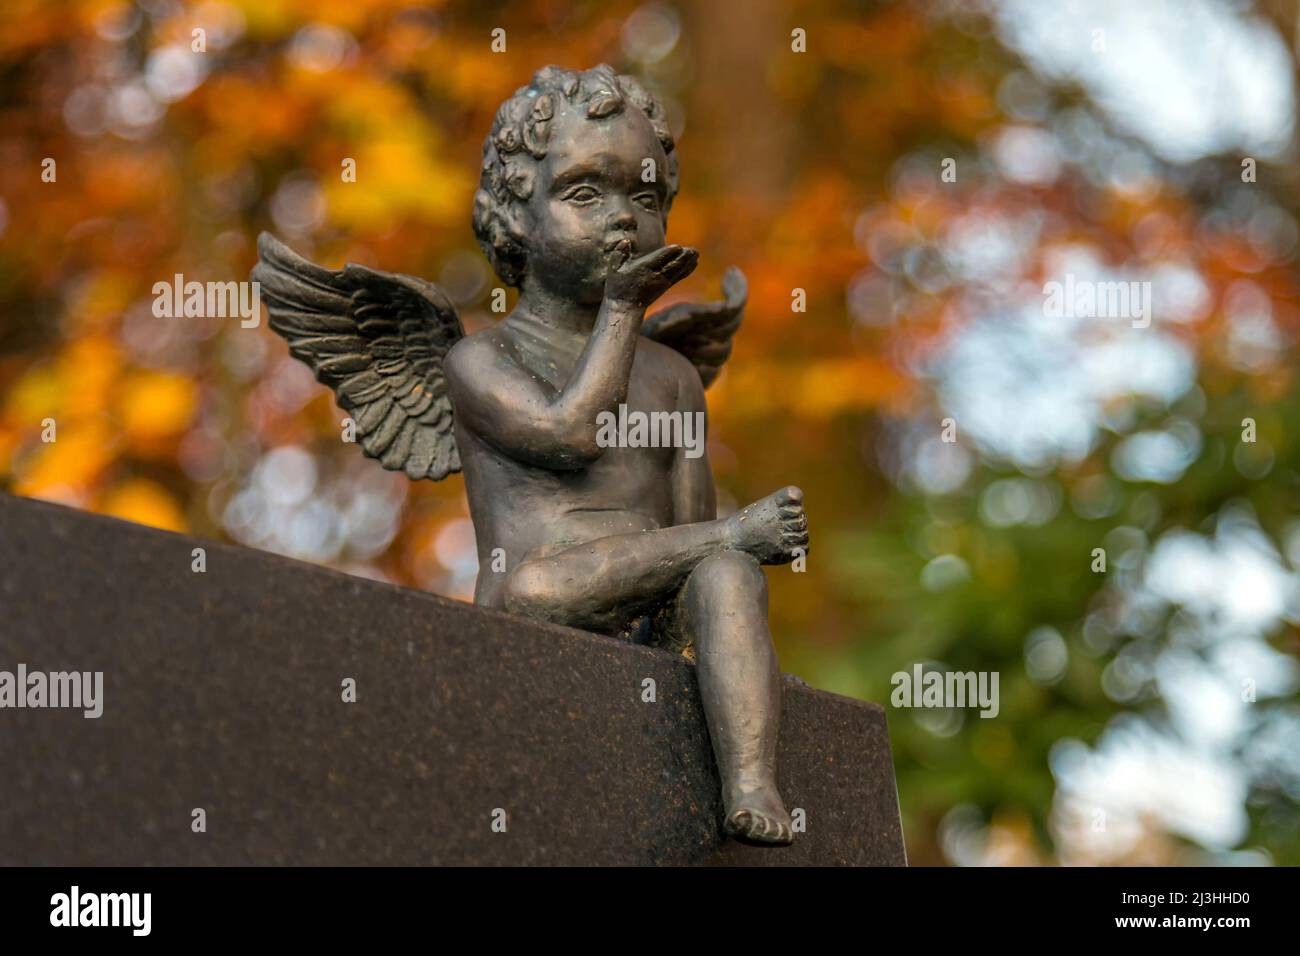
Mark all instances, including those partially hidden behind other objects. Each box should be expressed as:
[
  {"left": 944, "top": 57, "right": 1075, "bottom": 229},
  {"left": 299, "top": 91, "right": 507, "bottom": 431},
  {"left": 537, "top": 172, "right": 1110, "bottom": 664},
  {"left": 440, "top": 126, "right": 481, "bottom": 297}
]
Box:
[{"left": 450, "top": 318, "right": 703, "bottom": 610}]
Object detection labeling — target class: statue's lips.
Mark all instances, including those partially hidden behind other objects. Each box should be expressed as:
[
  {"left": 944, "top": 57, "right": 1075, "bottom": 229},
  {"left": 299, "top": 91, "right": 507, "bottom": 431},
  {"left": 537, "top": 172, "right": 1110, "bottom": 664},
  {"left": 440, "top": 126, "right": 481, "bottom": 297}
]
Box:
[
  {"left": 605, "top": 236, "right": 635, "bottom": 267},
  {"left": 603, "top": 238, "right": 634, "bottom": 270}
]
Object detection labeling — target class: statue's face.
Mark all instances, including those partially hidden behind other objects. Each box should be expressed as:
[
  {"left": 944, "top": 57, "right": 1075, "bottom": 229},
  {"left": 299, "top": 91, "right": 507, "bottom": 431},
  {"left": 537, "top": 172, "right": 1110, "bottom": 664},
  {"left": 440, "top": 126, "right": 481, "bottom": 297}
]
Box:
[{"left": 523, "top": 102, "right": 669, "bottom": 305}]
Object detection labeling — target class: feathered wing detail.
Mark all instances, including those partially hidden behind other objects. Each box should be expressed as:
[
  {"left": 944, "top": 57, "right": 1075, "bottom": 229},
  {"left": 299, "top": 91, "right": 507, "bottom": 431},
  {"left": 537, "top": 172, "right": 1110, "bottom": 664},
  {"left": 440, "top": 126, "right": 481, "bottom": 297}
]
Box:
[
  {"left": 251, "top": 232, "right": 466, "bottom": 480},
  {"left": 640, "top": 267, "right": 747, "bottom": 389}
]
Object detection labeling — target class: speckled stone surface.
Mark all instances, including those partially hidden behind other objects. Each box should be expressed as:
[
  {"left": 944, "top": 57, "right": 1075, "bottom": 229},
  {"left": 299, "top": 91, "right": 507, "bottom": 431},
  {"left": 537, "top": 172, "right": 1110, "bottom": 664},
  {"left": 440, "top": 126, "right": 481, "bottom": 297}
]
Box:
[{"left": 0, "top": 492, "right": 904, "bottom": 866}]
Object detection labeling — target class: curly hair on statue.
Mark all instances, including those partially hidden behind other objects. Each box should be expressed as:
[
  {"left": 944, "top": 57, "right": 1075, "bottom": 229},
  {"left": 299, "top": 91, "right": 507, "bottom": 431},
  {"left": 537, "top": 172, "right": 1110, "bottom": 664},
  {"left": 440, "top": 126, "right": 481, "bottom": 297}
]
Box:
[{"left": 471, "top": 64, "right": 680, "bottom": 288}]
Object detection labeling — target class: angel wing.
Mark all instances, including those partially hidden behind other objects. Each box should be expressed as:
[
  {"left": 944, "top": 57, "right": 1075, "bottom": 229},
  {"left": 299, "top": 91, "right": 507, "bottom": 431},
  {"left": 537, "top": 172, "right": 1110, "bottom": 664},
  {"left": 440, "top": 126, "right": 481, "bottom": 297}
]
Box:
[
  {"left": 641, "top": 267, "right": 747, "bottom": 389},
  {"left": 251, "top": 232, "right": 465, "bottom": 481}
]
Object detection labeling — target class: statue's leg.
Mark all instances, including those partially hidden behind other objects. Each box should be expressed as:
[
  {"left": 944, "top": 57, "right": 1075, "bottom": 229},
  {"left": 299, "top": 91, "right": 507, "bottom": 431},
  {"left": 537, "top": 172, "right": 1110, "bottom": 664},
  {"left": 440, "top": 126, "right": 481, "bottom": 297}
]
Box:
[
  {"left": 680, "top": 550, "right": 792, "bottom": 845},
  {"left": 497, "top": 486, "right": 806, "bottom": 635},
  {"left": 498, "top": 509, "right": 796, "bottom": 846},
  {"left": 499, "top": 518, "right": 735, "bottom": 633}
]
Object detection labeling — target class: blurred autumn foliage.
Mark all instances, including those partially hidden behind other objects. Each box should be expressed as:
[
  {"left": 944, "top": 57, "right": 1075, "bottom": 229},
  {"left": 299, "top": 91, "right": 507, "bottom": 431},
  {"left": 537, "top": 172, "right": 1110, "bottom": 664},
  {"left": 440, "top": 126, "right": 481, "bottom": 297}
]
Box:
[{"left": 2, "top": 0, "right": 1299, "bottom": 865}]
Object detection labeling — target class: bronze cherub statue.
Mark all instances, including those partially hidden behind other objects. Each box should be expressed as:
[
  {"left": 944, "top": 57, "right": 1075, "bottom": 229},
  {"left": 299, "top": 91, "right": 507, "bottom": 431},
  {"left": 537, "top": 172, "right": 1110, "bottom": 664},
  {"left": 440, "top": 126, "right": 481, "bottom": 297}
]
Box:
[{"left": 252, "top": 64, "right": 809, "bottom": 846}]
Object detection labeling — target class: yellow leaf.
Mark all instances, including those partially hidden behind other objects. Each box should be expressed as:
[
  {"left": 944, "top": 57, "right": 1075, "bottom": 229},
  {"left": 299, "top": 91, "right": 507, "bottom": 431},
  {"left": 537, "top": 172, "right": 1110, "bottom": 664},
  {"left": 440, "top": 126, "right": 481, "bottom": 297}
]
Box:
[
  {"left": 118, "top": 371, "right": 198, "bottom": 441},
  {"left": 12, "top": 419, "right": 115, "bottom": 496},
  {"left": 99, "top": 478, "right": 187, "bottom": 533}
]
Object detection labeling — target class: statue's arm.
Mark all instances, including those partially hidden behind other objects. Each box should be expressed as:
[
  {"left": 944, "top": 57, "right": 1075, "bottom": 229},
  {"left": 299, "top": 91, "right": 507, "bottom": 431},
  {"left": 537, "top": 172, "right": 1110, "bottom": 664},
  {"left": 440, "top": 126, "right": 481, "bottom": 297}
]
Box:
[
  {"left": 446, "top": 245, "right": 698, "bottom": 471},
  {"left": 670, "top": 359, "right": 717, "bottom": 525},
  {"left": 444, "top": 299, "right": 645, "bottom": 471}
]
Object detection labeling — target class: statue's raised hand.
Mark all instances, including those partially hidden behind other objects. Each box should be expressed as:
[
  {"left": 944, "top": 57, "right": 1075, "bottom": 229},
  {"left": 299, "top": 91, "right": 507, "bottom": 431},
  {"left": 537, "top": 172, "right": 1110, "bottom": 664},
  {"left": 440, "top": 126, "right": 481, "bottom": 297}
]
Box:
[{"left": 605, "top": 244, "right": 699, "bottom": 309}]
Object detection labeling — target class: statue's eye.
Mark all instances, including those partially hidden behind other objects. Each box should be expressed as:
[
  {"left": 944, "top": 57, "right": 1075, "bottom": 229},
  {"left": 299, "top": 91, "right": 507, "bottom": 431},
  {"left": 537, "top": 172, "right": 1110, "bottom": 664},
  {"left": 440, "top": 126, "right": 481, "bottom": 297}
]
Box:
[
  {"left": 634, "top": 192, "right": 659, "bottom": 211},
  {"left": 563, "top": 185, "right": 600, "bottom": 204}
]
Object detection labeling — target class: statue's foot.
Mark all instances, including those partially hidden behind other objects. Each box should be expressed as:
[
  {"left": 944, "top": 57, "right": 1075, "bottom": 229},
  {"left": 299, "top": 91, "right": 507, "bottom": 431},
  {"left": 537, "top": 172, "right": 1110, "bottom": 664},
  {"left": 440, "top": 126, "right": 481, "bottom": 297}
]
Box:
[
  {"left": 723, "top": 781, "right": 794, "bottom": 846},
  {"left": 725, "top": 485, "right": 809, "bottom": 565}
]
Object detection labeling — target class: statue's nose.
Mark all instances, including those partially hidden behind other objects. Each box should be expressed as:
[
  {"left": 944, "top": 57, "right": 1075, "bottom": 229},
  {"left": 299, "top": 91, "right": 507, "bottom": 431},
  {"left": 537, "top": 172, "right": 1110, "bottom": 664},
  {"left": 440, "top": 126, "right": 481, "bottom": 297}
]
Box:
[{"left": 606, "top": 208, "right": 636, "bottom": 232}]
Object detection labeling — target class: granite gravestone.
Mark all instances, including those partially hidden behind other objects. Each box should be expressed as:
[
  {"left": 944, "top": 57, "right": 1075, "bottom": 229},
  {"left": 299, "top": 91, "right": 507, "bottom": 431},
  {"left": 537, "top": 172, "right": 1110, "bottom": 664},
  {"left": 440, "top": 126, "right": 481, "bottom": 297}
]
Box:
[{"left": 0, "top": 493, "right": 905, "bottom": 866}]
